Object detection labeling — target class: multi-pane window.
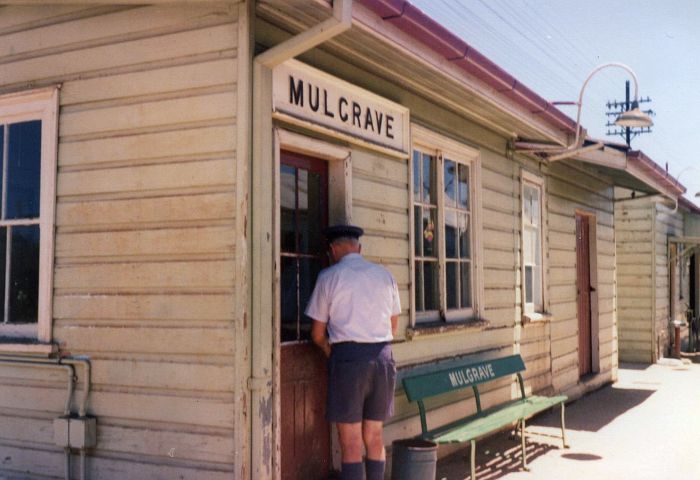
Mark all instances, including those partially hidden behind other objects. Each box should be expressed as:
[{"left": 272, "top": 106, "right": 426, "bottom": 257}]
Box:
[
  {"left": 412, "top": 128, "right": 478, "bottom": 323},
  {"left": 0, "top": 88, "right": 58, "bottom": 342},
  {"left": 522, "top": 174, "right": 544, "bottom": 314}
]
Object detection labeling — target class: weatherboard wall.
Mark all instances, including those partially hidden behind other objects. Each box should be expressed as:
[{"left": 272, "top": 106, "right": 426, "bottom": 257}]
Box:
[{"left": 0, "top": 5, "right": 243, "bottom": 479}]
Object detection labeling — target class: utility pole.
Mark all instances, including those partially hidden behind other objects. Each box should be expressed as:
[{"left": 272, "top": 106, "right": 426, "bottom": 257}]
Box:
[{"left": 605, "top": 80, "right": 654, "bottom": 146}]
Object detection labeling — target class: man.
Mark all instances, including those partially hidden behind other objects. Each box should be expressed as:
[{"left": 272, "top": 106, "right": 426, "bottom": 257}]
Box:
[{"left": 305, "top": 225, "right": 400, "bottom": 480}]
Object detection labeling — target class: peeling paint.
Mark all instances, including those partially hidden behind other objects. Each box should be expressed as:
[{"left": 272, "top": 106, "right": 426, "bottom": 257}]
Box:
[{"left": 259, "top": 393, "right": 274, "bottom": 474}]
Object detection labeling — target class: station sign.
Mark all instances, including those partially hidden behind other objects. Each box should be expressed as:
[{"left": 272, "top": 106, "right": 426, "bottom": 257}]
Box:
[{"left": 273, "top": 60, "right": 409, "bottom": 155}]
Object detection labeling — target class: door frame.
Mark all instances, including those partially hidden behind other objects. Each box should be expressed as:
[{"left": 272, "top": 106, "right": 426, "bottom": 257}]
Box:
[
  {"left": 272, "top": 128, "right": 352, "bottom": 477},
  {"left": 575, "top": 210, "right": 600, "bottom": 376}
]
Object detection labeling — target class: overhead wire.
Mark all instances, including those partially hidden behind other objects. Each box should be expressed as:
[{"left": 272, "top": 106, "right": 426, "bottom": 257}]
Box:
[
  {"left": 412, "top": 1, "right": 698, "bottom": 199},
  {"left": 429, "top": 0, "right": 576, "bottom": 100}
]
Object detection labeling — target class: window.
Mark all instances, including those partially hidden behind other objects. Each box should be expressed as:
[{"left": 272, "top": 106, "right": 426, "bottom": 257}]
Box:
[
  {"left": 521, "top": 171, "right": 545, "bottom": 315},
  {"left": 412, "top": 126, "right": 480, "bottom": 323},
  {"left": 0, "top": 88, "right": 58, "bottom": 345}
]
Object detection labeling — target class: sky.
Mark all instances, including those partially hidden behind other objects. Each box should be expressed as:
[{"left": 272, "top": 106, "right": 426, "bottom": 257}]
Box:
[{"left": 411, "top": 0, "right": 700, "bottom": 207}]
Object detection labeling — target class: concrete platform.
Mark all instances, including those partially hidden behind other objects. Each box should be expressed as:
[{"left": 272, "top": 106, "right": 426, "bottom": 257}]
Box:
[{"left": 435, "top": 361, "right": 700, "bottom": 480}]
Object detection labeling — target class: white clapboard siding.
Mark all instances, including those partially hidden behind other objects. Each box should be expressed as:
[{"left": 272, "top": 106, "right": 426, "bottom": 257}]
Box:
[
  {"left": 548, "top": 161, "right": 616, "bottom": 395},
  {"left": 615, "top": 188, "right": 685, "bottom": 362},
  {"left": 0, "top": 5, "right": 240, "bottom": 478},
  {"left": 614, "top": 190, "right": 654, "bottom": 363}
]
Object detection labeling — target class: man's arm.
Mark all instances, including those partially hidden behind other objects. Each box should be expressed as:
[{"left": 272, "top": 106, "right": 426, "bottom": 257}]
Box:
[
  {"left": 391, "top": 315, "right": 398, "bottom": 337},
  {"left": 311, "top": 320, "right": 331, "bottom": 357}
]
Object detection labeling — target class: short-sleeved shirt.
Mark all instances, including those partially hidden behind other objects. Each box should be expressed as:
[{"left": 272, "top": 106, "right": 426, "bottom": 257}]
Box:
[{"left": 305, "top": 253, "right": 401, "bottom": 344}]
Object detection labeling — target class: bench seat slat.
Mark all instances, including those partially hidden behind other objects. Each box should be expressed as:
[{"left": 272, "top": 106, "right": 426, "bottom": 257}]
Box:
[{"left": 425, "top": 395, "right": 567, "bottom": 444}]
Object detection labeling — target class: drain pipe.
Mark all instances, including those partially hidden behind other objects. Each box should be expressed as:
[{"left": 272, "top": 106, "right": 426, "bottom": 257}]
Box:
[
  {"left": 0, "top": 356, "right": 76, "bottom": 480},
  {"left": 0, "top": 356, "right": 75, "bottom": 416},
  {"left": 256, "top": 0, "right": 352, "bottom": 68},
  {"left": 249, "top": 1, "right": 352, "bottom": 478},
  {"left": 62, "top": 356, "right": 92, "bottom": 480}
]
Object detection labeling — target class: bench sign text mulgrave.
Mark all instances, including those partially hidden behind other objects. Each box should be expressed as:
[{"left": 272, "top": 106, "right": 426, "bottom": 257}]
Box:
[
  {"left": 448, "top": 363, "right": 497, "bottom": 387},
  {"left": 272, "top": 60, "right": 409, "bottom": 154}
]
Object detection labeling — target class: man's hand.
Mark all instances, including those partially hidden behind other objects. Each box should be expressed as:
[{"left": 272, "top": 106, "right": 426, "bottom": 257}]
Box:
[
  {"left": 391, "top": 315, "right": 398, "bottom": 337},
  {"left": 311, "top": 320, "right": 331, "bottom": 357}
]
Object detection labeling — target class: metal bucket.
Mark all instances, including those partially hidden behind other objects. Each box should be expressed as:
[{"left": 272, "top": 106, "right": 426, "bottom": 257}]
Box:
[{"left": 390, "top": 439, "right": 437, "bottom": 480}]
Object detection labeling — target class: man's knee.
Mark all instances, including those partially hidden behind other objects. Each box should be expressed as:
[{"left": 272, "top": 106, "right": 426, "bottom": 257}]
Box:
[
  {"left": 337, "top": 423, "right": 364, "bottom": 461},
  {"left": 363, "top": 426, "right": 383, "bottom": 447},
  {"left": 362, "top": 420, "right": 386, "bottom": 459}
]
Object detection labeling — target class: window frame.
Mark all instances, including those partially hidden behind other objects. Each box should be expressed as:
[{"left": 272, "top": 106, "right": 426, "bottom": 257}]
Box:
[
  {"left": 410, "top": 124, "right": 482, "bottom": 325},
  {"left": 0, "top": 87, "right": 58, "bottom": 346},
  {"left": 520, "top": 170, "right": 548, "bottom": 320}
]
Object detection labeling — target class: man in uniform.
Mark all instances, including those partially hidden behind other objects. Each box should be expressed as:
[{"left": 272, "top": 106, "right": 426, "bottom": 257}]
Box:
[{"left": 306, "top": 225, "right": 400, "bottom": 480}]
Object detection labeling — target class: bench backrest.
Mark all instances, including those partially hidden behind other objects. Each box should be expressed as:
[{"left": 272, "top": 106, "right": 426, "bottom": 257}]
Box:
[{"left": 402, "top": 354, "right": 525, "bottom": 403}]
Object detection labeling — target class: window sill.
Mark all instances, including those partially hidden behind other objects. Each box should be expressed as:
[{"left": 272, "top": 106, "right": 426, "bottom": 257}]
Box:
[
  {"left": 0, "top": 339, "right": 57, "bottom": 356},
  {"left": 522, "top": 312, "right": 552, "bottom": 325},
  {"left": 406, "top": 318, "right": 489, "bottom": 339}
]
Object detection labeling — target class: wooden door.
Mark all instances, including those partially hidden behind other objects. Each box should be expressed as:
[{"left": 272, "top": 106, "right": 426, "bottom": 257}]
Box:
[
  {"left": 576, "top": 214, "right": 593, "bottom": 376},
  {"left": 279, "top": 151, "right": 330, "bottom": 480}
]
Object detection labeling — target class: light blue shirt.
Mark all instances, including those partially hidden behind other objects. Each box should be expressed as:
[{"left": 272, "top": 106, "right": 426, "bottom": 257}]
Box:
[{"left": 305, "top": 253, "right": 401, "bottom": 344}]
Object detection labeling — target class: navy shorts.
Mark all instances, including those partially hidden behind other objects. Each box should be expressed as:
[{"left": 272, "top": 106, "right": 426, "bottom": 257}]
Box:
[{"left": 327, "top": 342, "right": 396, "bottom": 423}]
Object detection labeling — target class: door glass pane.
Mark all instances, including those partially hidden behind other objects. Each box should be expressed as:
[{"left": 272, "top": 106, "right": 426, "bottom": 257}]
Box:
[
  {"left": 280, "top": 154, "right": 328, "bottom": 344},
  {"left": 460, "top": 261, "right": 472, "bottom": 309},
  {"left": 458, "top": 164, "right": 469, "bottom": 209},
  {"left": 444, "top": 159, "right": 456, "bottom": 207},
  {"left": 297, "top": 169, "right": 309, "bottom": 253},
  {"left": 300, "top": 171, "right": 323, "bottom": 255},
  {"left": 280, "top": 165, "right": 297, "bottom": 253},
  {"left": 299, "top": 257, "right": 322, "bottom": 341},
  {"left": 445, "top": 211, "right": 457, "bottom": 258},
  {"left": 413, "top": 150, "right": 421, "bottom": 203},
  {"left": 422, "top": 208, "right": 437, "bottom": 257},
  {"left": 9, "top": 225, "right": 39, "bottom": 324},
  {"left": 446, "top": 262, "right": 458, "bottom": 309},
  {"left": 423, "top": 261, "right": 439, "bottom": 311},
  {"left": 7, "top": 121, "right": 41, "bottom": 220},
  {"left": 280, "top": 256, "right": 299, "bottom": 342}
]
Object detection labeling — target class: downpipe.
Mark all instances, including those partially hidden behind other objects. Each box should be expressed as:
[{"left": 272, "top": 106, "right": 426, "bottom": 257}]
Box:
[
  {"left": 250, "top": 0, "right": 352, "bottom": 478},
  {"left": 0, "top": 354, "right": 92, "bottom": 480}
]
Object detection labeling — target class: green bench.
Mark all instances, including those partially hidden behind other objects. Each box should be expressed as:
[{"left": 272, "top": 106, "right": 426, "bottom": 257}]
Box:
[{"left": 401, "top": 354, "right": 568, "bottom": 479}]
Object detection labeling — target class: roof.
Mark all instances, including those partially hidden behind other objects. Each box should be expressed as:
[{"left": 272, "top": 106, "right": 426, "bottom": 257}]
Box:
[
  {"left": 627, "top": 151, "right": 686, "bottom": 196},
  {"left": 679, "top": 196, "right": 700, "bottom": 215}
]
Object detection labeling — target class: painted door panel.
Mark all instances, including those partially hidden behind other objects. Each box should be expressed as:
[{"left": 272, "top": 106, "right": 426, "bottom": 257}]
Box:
[{"left": 576, "top": 214, "right": 593, "bottom": 377}]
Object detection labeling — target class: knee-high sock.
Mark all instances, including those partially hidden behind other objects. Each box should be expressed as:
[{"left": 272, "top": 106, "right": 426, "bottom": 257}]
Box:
[
  {"left": 341, "top": 461, "right": 364, "bottom": 480},
  {"left": 365, "top": 459, "right": 385, "bottom": 480}
]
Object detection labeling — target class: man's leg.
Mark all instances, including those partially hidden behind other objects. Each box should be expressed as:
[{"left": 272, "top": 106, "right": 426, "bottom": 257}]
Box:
[
  {"left": 363, "top": 419, "right": 385, "bottom": 480},
  {"left": 337, "top": 422, "right": 364, "bottom": 480}
]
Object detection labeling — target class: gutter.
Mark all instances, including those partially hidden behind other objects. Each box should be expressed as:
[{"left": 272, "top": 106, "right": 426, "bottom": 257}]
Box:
[
  {"left": 627, "top": 150, "right": 686, "bottom": 197},
  {"left": 356, "top": 0, "right": 576, "bottom": 138}
]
